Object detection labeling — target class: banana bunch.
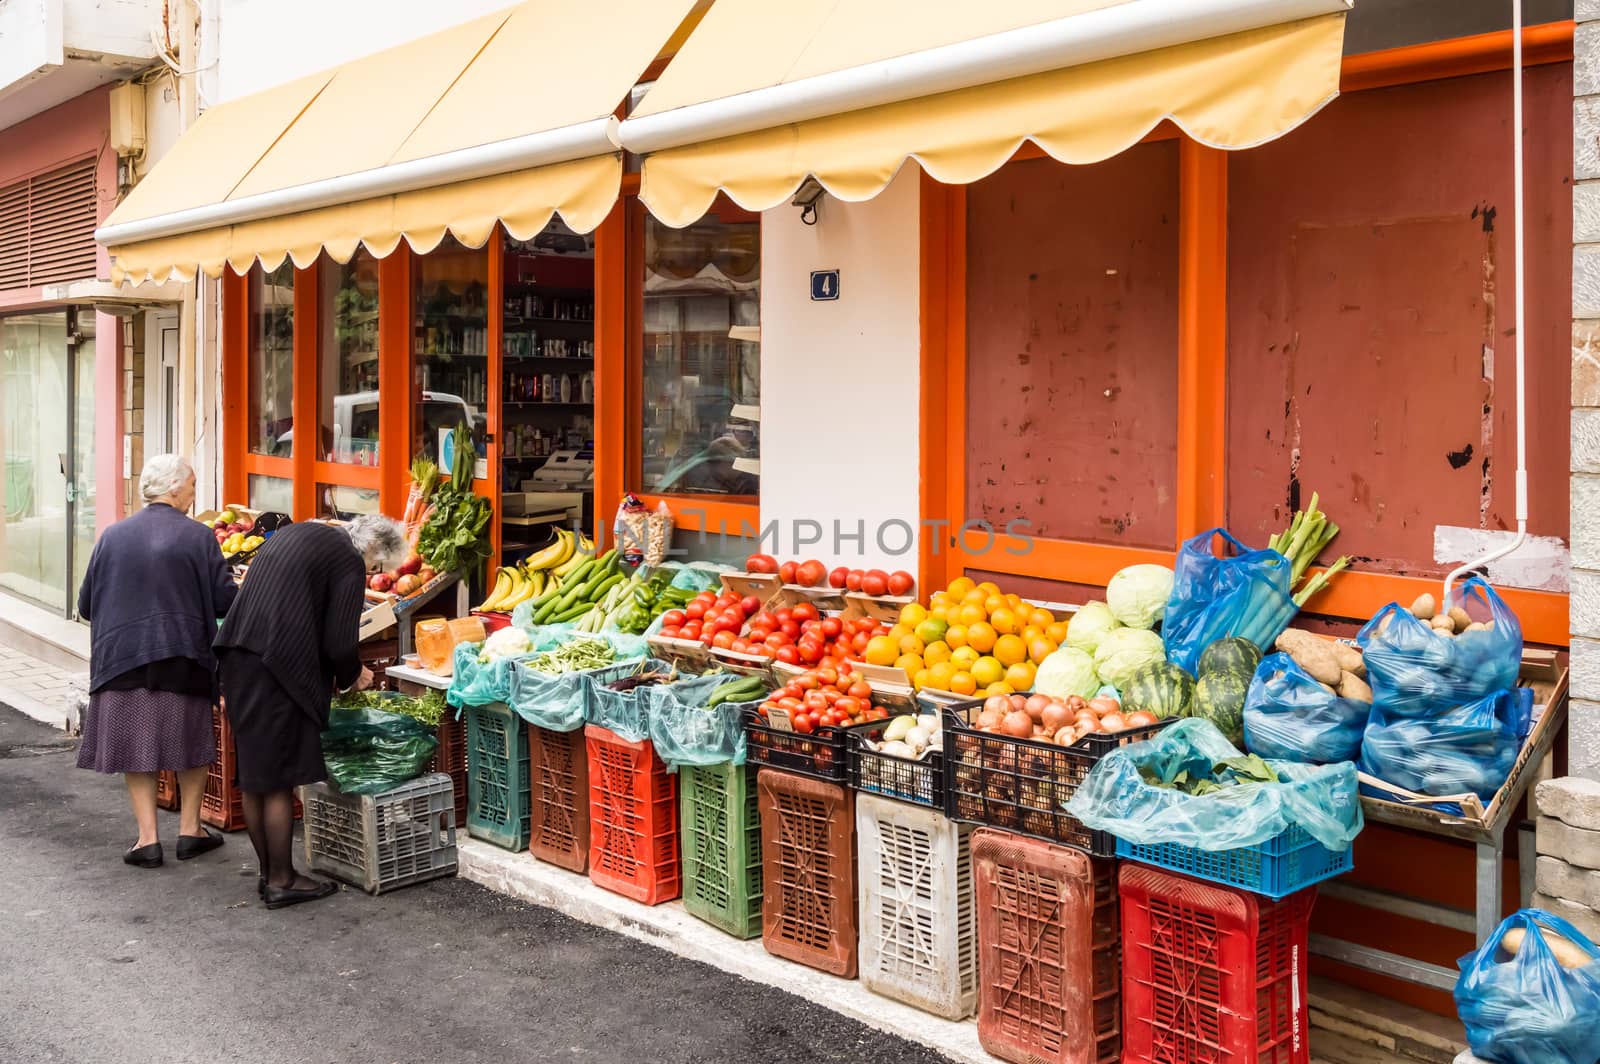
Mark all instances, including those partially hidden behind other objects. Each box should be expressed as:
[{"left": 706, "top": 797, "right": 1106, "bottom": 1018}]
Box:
[{"left": 478, "top": 528, "right": 594, "bottom": 613}]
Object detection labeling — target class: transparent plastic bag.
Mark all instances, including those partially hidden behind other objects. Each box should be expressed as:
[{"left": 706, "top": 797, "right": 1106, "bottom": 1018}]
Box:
[
  {"left": 445, "top": 642, "right": 521, "bottom": 709},
  {"left": 512, "top": 657, "right": 650, "bottom": 734},
  {"left": 645, "top": 673, "right": 750, "bottom": 771},
  {"left": 320, "top": 706, "right": 439, "bottom": 795},
  {"left": 1065, "top": 717, "right": 1363, "bottom": 852},
  {"left": 1243, "top": 653, "right": 1371, "bottom": 765},
  {"left": 583, "top": 660, "right": 676, "bottom": 741},
  {"left": 1455, "top": 909, "right": 1600, "bottom": 1064},
  {"left": 1357, "top": 576, "right": 1522, "bottom": 718},
  {"left": 1358, "top": 687, "right": 1531, "bottom": 800},
  {"left": 1163, "top": 529, "right": 1297, "bottom": 674}
]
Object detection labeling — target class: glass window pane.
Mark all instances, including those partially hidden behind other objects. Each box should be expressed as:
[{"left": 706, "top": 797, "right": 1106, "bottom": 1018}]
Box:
[
  {"left": 0, "top": 311, "right": 69, "bottom": 607},
  {"left": 319, "top": 483, "right": 379, "bottom": 521},
  {"left": 250, "top": 263, "right": 295, "bottom": 456},
  {"left": 248, "top": 474, "right": 292, "bottom": 514},
  {"left": 318, "top": 250, "right": 381, "bottom": 466},
  {"left": 641, "top": 204, "right": 760, "bottom": 497},
  {"left": 413, "top": 236, "right": 487, "bottom": 474}
]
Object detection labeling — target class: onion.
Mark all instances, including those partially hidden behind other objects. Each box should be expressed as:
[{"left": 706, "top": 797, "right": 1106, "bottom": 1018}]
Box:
[
  {"left": 1125, "top": 711, "right": 1159, "bottom": 728},
  {"left": 977, "top": 707, "right": 1006, "bottom": 731},
  {"left": 1054, "top": 726, "right": 1078, "bottom": 746},
  {"left": 1040, "top": 702, "right": 1073, "bottom": 733},
  {"left": 1089, "top": 696, "right": 1121, "bottom": 716},
  {"left": 1074, "top": 710, "right": 1099, "bottom": 728},
  {"left": 1065, "top": 695, "right": 1089, "bottom": 711},
  {"left": 1024, "top": 694, "right": 1050, "bottom": 717},
  {"left": 1099, "top": 712, "right": 1127, "bottom": 733},
  {"left": 1023, "top": 699, "right": 1046, "bottom": 723},
  {"left": 1075, "top": 718, "right": 1103, "bottom": 738},
  {"left": 1002, "top": 710, "right": 1035, "bottom": 738},
  {"left": 984, "top": 694, "right": 1012, "bottom": 717},
  {"left": 1011, "top": 693, "right": 1029, "bottom": 712}
]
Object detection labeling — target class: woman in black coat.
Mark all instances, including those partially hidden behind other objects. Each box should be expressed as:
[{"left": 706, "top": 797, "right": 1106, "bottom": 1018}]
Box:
[
  {"left": 215, "top": 514, "right": 406, "bottom": 909},
  {"left": 76, "top": 454, "right": 238, "bottom": 867}
]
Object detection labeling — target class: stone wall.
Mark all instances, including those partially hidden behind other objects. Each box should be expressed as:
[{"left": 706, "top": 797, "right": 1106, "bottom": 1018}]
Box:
[
  {"left": 1574, "top": 4, "right": 1600, "bottom": 778},
  {"left": 1534, "top": 777, "right": 1600, "bottom": 939}
]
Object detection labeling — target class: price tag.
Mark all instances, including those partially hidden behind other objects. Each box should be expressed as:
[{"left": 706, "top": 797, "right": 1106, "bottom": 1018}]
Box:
[{"left": 766, "top": 704, "right": 795, "bottom": 732}]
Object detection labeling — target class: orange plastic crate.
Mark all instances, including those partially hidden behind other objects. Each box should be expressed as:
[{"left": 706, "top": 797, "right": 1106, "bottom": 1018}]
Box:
[
  {"left": 427, "top": 715, "right": 469, "bottom": 828},
  {"left": 530, "top": 724, "right": 590, "bottom": 873},
  {"left": 204, "top": 703, "right": 300, "bottom": 831},
  {"left": 155, "top": 770, "right": 180, "bottom": 811},
  {"left": 973, "top": 829, "right": 1120, "bottom": 1064},
  {"left": 584, "top": 724, "right": 680, "bottom": 904},
  {"left": 759, "top": 769, "right": 858, "bottom": 978}
]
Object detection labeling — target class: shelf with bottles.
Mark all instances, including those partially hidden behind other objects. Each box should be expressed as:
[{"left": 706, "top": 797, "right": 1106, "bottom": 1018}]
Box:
[
  {"left": 503, "top": 366, "right": 594, "bottom": 406},
  {"left": 502, "top": 332, "right": 594, "bottom": 360},
  {"left": 501, "top": 422, "right": 590, "bottom": 461},
  {"left": 500, "top": 290, "right": 594, "bottom": 324}
]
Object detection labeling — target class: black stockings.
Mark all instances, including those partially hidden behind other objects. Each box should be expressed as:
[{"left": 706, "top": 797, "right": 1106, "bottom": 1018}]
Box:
[{"left": 241, "top": 789, "right": 310, "bottom": 889}]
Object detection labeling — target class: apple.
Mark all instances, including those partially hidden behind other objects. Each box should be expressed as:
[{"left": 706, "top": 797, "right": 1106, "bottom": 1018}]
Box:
[
  {"left": 394, "top": 574, "right": 422, "bottom": 596},
  {"left": 397, "top": 554, "right": 422, "bottom": 577},
  {"left": 417, "top": 565, "right": 436, "bottom": 583},
  {"left": 369, "top": 573, "right": 394, "bottom": 592}
]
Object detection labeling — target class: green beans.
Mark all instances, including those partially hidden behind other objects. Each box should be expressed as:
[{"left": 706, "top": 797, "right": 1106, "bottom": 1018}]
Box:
[{"left": 524, "top": 636, "right": 617, "bottom": 674}]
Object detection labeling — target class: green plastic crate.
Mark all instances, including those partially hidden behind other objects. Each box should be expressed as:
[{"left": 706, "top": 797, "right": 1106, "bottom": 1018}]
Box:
[
  {"left": 465, "top": 702, "right": 531, "bottom": 851},
  {"left": 680, "top": 762, "right": 763, "bottom": 939}
]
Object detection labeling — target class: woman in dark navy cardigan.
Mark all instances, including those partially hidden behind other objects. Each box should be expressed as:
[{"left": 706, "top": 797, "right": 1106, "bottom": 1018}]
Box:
[{"left": 76, "top": 454, "right": 237, "bottom": 868}]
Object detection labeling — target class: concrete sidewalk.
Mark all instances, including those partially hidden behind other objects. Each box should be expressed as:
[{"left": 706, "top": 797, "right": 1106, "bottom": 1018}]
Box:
[{"left": 0, "top": 644, "right": 85, "bottom": 732}]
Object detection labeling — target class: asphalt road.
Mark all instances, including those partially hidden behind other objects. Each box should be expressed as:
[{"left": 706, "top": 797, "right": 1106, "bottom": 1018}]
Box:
[{"left": 0, "top": 707, "right": 950, "bottom": 1064}]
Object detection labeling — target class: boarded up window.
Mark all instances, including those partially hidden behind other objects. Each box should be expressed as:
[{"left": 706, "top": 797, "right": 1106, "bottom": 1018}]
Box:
[
  {"left": 1225, "top": 66, "right": 1571, "bottom": 578},
  {"left": 0, "top": 157, "right": 98, "bottom": 290},
  {"left": 964, "top": 141, "right": 1179, "bottom": 550}
]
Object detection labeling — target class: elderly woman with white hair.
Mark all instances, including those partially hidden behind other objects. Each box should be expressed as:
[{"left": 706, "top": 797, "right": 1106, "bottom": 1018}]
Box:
[
  {"left": 214, "top": 512, "right": 407, "bottom": 909},
  {"left": 76, "top": 453, "right": 238, "bottom": 868}
]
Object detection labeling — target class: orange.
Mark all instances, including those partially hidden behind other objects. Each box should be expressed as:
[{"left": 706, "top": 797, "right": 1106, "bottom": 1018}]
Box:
[
  {"left": 993, "top": 633, "right": 1027, "bottom": 667},
  {"left": 1007, "top": 593, "right": 1027, "bottom": 610},
  {"left": 956, "top": 602, "right": 987, "bottom": 627},
  {"left": 899, "top": 634, "right": 926, "bottom": 657},
  {"left": 929, "top": 604, "right": 950, "bottom": 623},
  {"left": 966, "top": 621, "right": 998, "bottom": 654},
  {"left": 922, "top": 640, "right": 952, "bottom": 666},
  {"left": 896, "top": 652, "right": 925, "bottom": 680},
  {"left": 1028, "top": 638, "right": 1056, "bottom": 665},
  {"left": 1030, "top": 607, "right": 1056, "bottom": 628},
  {"left": 914, "top": 618, "right": 949, "bottom": 646},
  {"left": 989, "top": 606, "right": 1018, "bottom": 635},
  {"left": 983, "top": 594, "right": 1007, "bottom": 616},
  {"left": 950, "top": 646, "right": 980, "bottom": 670},
  {"left": 985, "top": 681, "right": 1014, "bottom": 697},
  {"left": 962, "top": 588, "right": 988, "bottom": 608},
  {"left": 899, "top": 602, "right": 929, "bottom": 627},
  {"left": 913, "top": 668, "right": 931, "bottom": 690},
  {"left": 1020, "top": 624, "right": 1044, "bottom": 644},
  {"left": 945, "top": 624, "right": 969, "bottom": 650},
  {"left": 888, "top": 622, "right": 913, "bottom": 643},
  {"left": 864, "top": 635, "right": 899, "bottom": 667},
  {"left": 946, "top": 576, "right": 976, "bottom": 598},
  {"left": 948, "top": 671, "right": 978, "bottom": 696},
  {"left": 977, "top": 581, "right": 1002, "bottom": 597},
  {"left": 1045, "top": 621, "right": 1069, "bottom": 645},
  {"left": 1004, "top": 661, "right": 1036, "bottom": 691},
  {"left": 971, "top": 656, "right": 1004, "bottom": 687},
  {"left": 929, "top": 592, "right": 951, "bottom": 612},
  {"left": 926, "top": 662, "right": 957, "bottom": 691}
]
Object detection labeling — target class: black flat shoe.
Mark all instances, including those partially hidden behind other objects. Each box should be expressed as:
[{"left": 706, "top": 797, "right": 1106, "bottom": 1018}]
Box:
[
  {"left": 123, "top": 842, "right": 163, "bottom": 868},
  {"left": 176, "top": 829, "right": 224, "bottom": 860},
  {"left": 263, "top": 880, "right": 337, "bottom": 910}
]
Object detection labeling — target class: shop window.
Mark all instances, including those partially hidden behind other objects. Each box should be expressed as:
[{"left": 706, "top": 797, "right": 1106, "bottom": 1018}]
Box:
[
  {"left": 963, "top": 142, "right": 1179, "bottom": 550},
  {"left": 247, "top": 473, "right": 292, "bottom": 514},
  {"left": 249, "top": 262, "right": 295, "bottom": 457},
  {"left": 318, "top": 483, "right": 379, "bottom": 520},
  {"left": 413, "top": 237, "right": 488, "bottom": 472},
  {"left": 318, "top": 250, "right": 380, "bottom": 466},
  {"left": 1225, "top": 67, "right": 1571, "bottom": 578},
  {"left": 640, "top": 203, "right": 760, "bottom": 497}
]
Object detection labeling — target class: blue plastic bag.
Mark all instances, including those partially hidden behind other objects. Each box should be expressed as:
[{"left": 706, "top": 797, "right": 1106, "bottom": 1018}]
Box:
[
  {"left": 581, "top": 659, "right": 675, "bottom": 741},
  {"left": 1456, "top": 909, "right": 1600, "bottom": 1064},
  {"left": 446, "top": 641, "right": 522, "bottom": 709},
  {"left": 1163, "top": 529, "right": 1297, "bottom": 674},
  {"left": 645, "top": 674, "right": 752, "bottom": 771},
  {"left": 1243, "top": 653, "right": 1371, "bottom": 765},
  {"left": 1358, "top": 576, "right": 1522, "bottom": 719},
  {"left": 1065, "top": 717, "right": 1363, "bottom": 853},
  {"left": 1358, "top": 686, "right": 1531, "bottom": 801}
]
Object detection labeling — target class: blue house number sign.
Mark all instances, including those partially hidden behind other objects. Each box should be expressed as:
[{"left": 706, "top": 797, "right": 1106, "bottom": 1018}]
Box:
[{"left": 810, "top": 270, "right": 840, "bottom": 301}]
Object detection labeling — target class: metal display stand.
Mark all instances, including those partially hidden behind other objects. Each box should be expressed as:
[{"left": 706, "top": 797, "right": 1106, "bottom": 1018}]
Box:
[{"left": 1308, "top": 650, "right": 1568, "bottom": 990}]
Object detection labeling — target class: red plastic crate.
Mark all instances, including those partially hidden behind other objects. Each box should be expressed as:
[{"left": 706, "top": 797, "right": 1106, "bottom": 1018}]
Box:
[
  {"left": 1118, "top": 864, "right": 1315, "bottom": 1064},
  {"left": 973, "top": 829, "right": 1120, "bottom": 1064},
  {"left": 427, "top": 715, "right": 468, "bottom": 828},
  {"left": 530, "top": 724, "right": 590, "bottom": 873},
  {"left": 584, "top": 724, "right": 680, "bottom": 904},
  {"left": 155, "top": 770, "right": 180, "bottom": 811},
  {"left": 204, "top": 703, "right": 300, "bottom": 832},
  {"left": 759, "top": 769, "right": 858, "bottom": 978}
]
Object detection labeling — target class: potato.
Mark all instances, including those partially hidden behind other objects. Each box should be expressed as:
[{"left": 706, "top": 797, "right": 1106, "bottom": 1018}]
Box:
[
  {"left": 1430, "top": 614, "right": 1457, "bottom": 636},
  {"left": 1330, "top": 641, "right": 1364, "bottom": 675},
  {"left": 1275, "top": 628, "right": 1342, "bottom": 685},
  {"left": 1337, "top": 670, "right": 1373, "bottom": 704},
  {"left": 1503, "top": 926, "right": 1595, "bottom": 970},
  {"left": 1449, "top": 606, "right": 1473, "bottom": 633},
  {"left": 1410, "top": 593, "right": 1436, "bottom": 619}
]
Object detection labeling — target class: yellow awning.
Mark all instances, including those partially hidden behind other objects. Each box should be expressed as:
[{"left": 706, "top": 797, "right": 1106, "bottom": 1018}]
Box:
[
  {"left": 624, "top": 0, "right": 1350, "bottom": 228},
  {"left": 100, "top": 0, "right": 701, "bottom": 283}
]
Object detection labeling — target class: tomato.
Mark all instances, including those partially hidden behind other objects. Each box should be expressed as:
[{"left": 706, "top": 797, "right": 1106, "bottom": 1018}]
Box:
[
  {"left": 791, "top": 715, "right": 815, "bottom": 734},
  {"left": 751, "top": 611, "right": 777, "bottom": 630},
  {"left": 712, "top": 631, "right": 735, "bottom": 649},
  {"left": 799, "top": 640, "right": 825, "bottom": 665},
  {"left": 740, "top": 595, "right": 761, "bottom": 616},
  {"left": 659, "top": 625, "right": 681, "bottom": 638},
  {"left": 861, "top": 572, "right": 888, "bottom": 596},
  {"left": 695, "top": 591, "right": 716, "bottom": 606},
  {"left": 820, "top": 617, "right": 843, "bottom": 639},
  {"left": 791, "top": 603, "right": 819, "bottom": 623},
  {"left": 775, "top": 645, "right": 800, "bottom": 665},
  {"left": 684, "top": 602, "right": 707, "bottom": 620},
  {"left": 780, "top": 620, "right": 800, "bottom": 639},
  {"left": 660, "top": 609, "right": 687, "bottom": 628},
  {"left": 796, "top": 559, "right": 827, "bottom": 587},
  {"left": 680, "top": 621, "right": 702, "bottom": 638},
  {"left": 828, "top": 566, "right": 850, "bottom": 588},
  {"left": 795, "top": 673, "right": 819, "bottom": 691},
  {"left": 774, "top": 608, "right": 794, "bottom": 625},
  {"left": 834, "top": 695, "right": 861, "bottom": 719},
  {"left": 847, "top": 680, "right": 872, "bottom": 700},
  {"left": 764, "top": 632, "right": 789, "bottom": 650},
  {"left": 844, "top": 570, "right": 864, "bottom": 591},
  {"left": 803, "top": 689, "right": 829, "bottom": 711},
  {"left": 852, "top": 630, "right": 872, "bottom": 653},
  {"left": 699, "top": 631, "right": 717, "bottom": 646},
  {"left": 747, "top": 625, "right": 772, "bottom": 642},
  {"left": 888, "top": 570, "right": 915, "bottom": 596},
  {"left": 745, "top": 553, "right": 779, "bottom": 574},
  {"left": 816, "top": 665, "right": 839, "bottom": 686},
  {"left": 779, "top": 560, "right": 798, "bottom": 583}
]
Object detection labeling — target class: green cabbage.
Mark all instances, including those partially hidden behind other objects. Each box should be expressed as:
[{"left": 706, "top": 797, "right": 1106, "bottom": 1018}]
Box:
[
  {"left": 1066, "top": 601, "right": 1121, "bottom": 653},
  {"left": 1105, "top": 564, "right": 1175, "bottom": 630},
  {"left": 1093, "top": 627, "right": 1167, "bottom": 690},
  {"left": 1034, "top": 647, "right": 1100, "bottom": 701}
]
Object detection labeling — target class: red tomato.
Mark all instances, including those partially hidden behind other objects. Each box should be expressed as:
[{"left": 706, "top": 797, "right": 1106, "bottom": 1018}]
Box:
[
  {"left": 680, "top": 621, "right": 702, "bottom": 638},
  {"left": 778, "top": 696, "right": 802, "bottom": 712},
  {"left": 791, "top": 603, "right": 819, "bottom": 623},
  {"left": 828, "top": 566, "right": 850, "bottom": 588},
  {"left": 799, "top": 641, "right": 825, "bottom": 665},
  {"left": 852, "top": 630, "right": 872, "bottom": 653},
  {"left": 780, "top": 620, "right": 800, "bottom": 639},
  {"left": 660, "top": 625, "right": 681, "bottom": 638},
  {"left": 888, "top": 571, "right": 915, "bottom": 596},
  {"left": 795, "top": 673, "right": 819, "bottom": 691},
  {"left": 791, "top": 715, "right": 815, "bottom": 734},
  {"left": 740, "top": 595, "right": 761, "bottom": 616},
  {"left": 861, "top": 573, "right": 888, "bottom": 596},
  {"left": 779, "top": 560, "right": 798, "bottom": 583},
  {"left": 804, "top": 690, "right": 829, "bottom": 712},
  {"left": 764, "top": 633, "right": 789, "bottom": 651},
  {"left": 845, "top": 570, "right": 864, "bottom": 591},
  {"left": 847, "top": 681, "right": 872, "bottom": 700},
  {"left": 699, "top": 631, "right": 716, "bottom": 646},
  {"left": 820, "top": 617, "right": 843, "bottom": 639},
  {"left": 713, "top": 631, "right": 735, "bottom": 650},
  {"left": 774, "top": 608, "right": 794, "bottom": 625},
  {"left": 729, "top": 639, "right": 748, "bottom": 654},
  {"left": 796, "top": 559, "right": 827, "bottom": 587},
  {"left": 745, "top": 553, "right": 779, "bottom": 574},
  {"left": 685, "top": 602, "right": 707, "bottom": 620},
  {"left": 816, "top": 665, "right": 839, "bottom": 687},
  {"left": 834, "top": 696, "right": 861, "bottom": 719},
  {"left": 751, "top": 611, "right": 777, "bottom": 630},
  {"left": 660, "top": 609, "right": 687, "bottom": 628},
  {"left": 695, "top": 591, "right": 716, "bottom": 606},
  {"left": 775, "top": 645, "right": 800, "bottom": 665},
  {"left": 748, "top": 625, "right": 772, "bottom": 642}
]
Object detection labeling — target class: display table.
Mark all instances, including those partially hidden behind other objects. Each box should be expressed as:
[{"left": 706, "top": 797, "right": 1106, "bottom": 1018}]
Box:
[{"left": 386, "top": 662, "right": 451, "bottom": 693}]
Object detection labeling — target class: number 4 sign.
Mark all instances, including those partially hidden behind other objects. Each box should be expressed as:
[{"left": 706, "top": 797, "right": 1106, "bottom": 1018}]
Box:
[{"left": 810, "top": 269, "right": 840, "bottom": 301}]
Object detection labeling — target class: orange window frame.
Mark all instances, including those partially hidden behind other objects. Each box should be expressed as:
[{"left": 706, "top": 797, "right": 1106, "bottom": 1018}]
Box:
[{"left": 918, "top": 23, "right": 1573, "bottom": 645}]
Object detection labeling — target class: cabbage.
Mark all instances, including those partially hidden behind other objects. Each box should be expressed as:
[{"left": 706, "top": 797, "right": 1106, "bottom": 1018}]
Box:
[
  {"left": 478, "top": 627, "right": 533, "bottom": 663},
  {"left": 1034, "top": 647, "right": 1100, "bottom": 701},
  {"left": 1106, "top": 564, "right": 1175, "bottom": 630},
  {"left": 1066, "top": 601, "right": 1121, "bottom": 653},
  {"left": 1093, "top": 627, "right": 1167, "bottom": 690}
]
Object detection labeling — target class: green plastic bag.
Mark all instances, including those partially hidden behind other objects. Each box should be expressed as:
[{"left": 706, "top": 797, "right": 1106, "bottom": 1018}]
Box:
[
  {"left": 320, "top": 706, "right": 439, "bottom": 796},
  {"left": 646, "top": 673, "right": 751, "bottom": 771}
]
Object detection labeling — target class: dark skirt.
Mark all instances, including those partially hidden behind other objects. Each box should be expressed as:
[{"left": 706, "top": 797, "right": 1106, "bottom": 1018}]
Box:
[
  {"left": 76, "top": 688, "right": 216, "bottom": 774},
  {"left": 217, "top": 649, "right": 328, "bottom": 792}
]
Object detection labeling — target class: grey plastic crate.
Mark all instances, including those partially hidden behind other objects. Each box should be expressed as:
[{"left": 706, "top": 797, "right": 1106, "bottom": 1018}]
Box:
[{"left": 300, "top": 773, "right": 458, "bottom": 894}]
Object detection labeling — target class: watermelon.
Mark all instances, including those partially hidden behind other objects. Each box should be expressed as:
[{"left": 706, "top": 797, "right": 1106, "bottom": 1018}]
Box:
[
  {"left": 1198, "top": 637, "right": 1263, "bottom": 678},
  {"left": 1122, "top": 661, "right": 1195, "bottom": 720},
  {"left": 1192, "top": 669, "right": 1252, "bottom": 745}
]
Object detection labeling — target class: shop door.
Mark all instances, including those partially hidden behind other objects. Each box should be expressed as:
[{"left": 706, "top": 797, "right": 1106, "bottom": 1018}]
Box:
[{"left": 0, "top": 310, "right": 71, "bottom": 610}]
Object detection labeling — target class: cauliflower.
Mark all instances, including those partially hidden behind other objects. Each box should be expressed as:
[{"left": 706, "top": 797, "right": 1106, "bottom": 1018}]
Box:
[{"left": 478, "top": 627, "right": 533, "bottom": 663}]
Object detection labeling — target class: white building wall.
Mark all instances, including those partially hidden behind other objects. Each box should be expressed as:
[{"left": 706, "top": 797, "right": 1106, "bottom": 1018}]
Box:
[
  {"left": 759, "top": 170, "right": 922, "bottom": 571},
  {"left": 1574, "top": 3, "right": 1600, "bottom": 779}
]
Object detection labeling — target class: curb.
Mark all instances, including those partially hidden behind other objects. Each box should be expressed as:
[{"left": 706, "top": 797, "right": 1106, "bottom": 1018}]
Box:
[
  {"left": 456, "top": 838, "right": 988, "bottom": 1064},
  {"left": 0, "top": 683, "right": 75, "bottom": 732}
]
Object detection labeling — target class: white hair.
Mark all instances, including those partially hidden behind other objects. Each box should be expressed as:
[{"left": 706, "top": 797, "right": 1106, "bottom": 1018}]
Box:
[
  {"left": 346, "top": 514, "right": 408, "bottom": 572},
  {"left": 139, "top": 454, "right": 194, "bottom": 503}
]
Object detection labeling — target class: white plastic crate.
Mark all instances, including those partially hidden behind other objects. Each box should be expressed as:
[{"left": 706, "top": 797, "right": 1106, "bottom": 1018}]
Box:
[
  {"left": 855, "top": 792, "right": 978, "bottom": 1019},
  {"left": 301, "top": 773, "right": 458, "bottom": 894}
]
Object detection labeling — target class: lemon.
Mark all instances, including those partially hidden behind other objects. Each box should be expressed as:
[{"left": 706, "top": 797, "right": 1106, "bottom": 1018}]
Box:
[
  {"left": 946, "top": 576, "right": 976, "bottom": 598},
  {"left": 896, "top": 652, "right": 925, "bottom": 680},
  {"left": 914, "top": 617, "right": 949, "bottom": 646},
  {"left": 970, "top": 656, "right": 1004, "bottom": 687},
  {"left": 985, "top": 681, "right": 1014, "bottom": 697},
  {"left": 927, "top": 662, "right": 957, "bottom": 691},
  {"left": 950, "top": 645, "right": 980, "bottom": 670},
  {"left": 899, "top": 602, "right": 929, "bottom": 627},
  {"left": 922, "top": 640, "right": 952, "bottom": 666}
]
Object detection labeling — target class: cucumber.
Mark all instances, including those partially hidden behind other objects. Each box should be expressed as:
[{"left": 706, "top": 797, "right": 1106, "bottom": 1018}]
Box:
[
  {"left": 551, "top": 602, "right": 593, "bottom": 624},
  {"left": 586, "top": 573, "right": 625, "bottom": 605},
  {"left": 706, "top": 676, "right": 767, "bottom": 708}
]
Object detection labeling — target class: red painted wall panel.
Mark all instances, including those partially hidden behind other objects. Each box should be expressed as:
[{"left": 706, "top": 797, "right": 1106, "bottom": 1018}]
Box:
[
  {"left": 1226, "top": 65, "right": 1572, "bottom": 577},
  {"left": 964, "top": 141, "right": 1179, "bottom": 550}
]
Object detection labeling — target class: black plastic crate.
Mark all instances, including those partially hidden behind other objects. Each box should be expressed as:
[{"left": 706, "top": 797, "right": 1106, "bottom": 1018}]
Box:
[
  {"left": 744, "top": 708, "right": 885, "bottom": 783},
  {"left": 940, "top": 699, "right": 1169, "bottom": 855},
  {"left": 848, "top": 732, "right": 943, "bottom": 810}
]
